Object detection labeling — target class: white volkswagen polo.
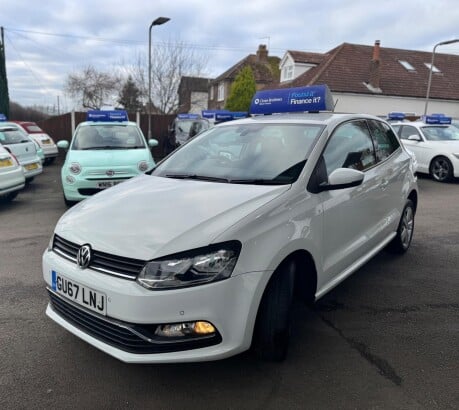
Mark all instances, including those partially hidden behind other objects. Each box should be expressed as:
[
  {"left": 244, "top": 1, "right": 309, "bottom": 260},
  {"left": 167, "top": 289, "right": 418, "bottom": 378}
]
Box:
[{"left": 43, "top": 86, "right": 418, "bottom": 363}]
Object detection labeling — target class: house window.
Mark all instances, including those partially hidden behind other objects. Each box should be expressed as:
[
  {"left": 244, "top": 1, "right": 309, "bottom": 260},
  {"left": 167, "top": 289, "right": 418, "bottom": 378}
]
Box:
[
  {"left": 210, "top": 86, "right": 214, "bottom": 100},
  {"left": 399, "top": 60, "right": 416, "bottom": 71},
  {"left": 282, "top": 65, "right": 294, "bottom": 81},
  {"left": 424, "top": 63, "right": 441, "bottom": 73},
  {"left": 218, "top": 83, "right": 225, "bottom": 101}
]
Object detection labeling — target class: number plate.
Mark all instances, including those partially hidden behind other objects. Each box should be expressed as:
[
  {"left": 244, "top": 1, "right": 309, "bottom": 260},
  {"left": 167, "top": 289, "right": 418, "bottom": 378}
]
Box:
[
  {"left": 97, "top": 180, "right": 122, "bottom": 189},
  {"left": 51, "top": 270, "right": 107, "bottom": 315},
  {"left": 24, "top": 163, "right": 39, "bottom": 170},
  {"left": 0, "top": 158, "right": 13, "bottom": 167},
  {"left": 42, "top": 139, "right": 51, "bottom": 144}
]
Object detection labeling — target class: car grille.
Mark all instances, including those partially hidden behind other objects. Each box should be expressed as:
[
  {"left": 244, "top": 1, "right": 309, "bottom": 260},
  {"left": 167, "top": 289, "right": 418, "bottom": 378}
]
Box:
[
  {"left": 48, "top": 289, "right": 222, "bottom": 354},
  {"left": 53, "top": 234, "right": 146, "bottom": 280}
]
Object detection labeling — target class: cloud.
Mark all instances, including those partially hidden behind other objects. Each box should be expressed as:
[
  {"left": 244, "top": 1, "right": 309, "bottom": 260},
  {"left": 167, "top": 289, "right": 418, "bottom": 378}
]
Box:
[{"left": 3, "top": 0, "right": 459, "bottom": 108}]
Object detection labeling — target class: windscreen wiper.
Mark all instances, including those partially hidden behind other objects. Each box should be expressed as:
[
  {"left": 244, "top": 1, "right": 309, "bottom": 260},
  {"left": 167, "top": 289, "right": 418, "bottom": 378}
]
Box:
[
  {"left": 165, "top": 173, "right": 230, "bottom": 183},
  {"left": 229, "top": 179, "right": 288, "bottom": 185}
]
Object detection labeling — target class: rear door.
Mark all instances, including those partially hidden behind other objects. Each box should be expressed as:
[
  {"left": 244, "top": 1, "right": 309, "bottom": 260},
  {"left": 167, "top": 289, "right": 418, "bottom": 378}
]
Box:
[{"left": 0, "top": 129, "right": 37, "bottom": 164}]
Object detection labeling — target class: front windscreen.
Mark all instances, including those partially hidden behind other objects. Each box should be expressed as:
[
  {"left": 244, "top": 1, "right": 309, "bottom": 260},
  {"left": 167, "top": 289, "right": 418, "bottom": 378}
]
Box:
[
  {"left": 153, "top": 123, "right": 324, "bottom": 185},
  {"left": 72, "top": 124, "right": 146, "bottom": 150},
  {"left": 422, "top": 125, "right": 459, "bottom": 141}
]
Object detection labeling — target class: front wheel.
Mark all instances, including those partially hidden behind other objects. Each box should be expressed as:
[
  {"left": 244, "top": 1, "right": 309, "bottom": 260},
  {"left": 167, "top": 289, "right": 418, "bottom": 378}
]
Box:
[
  {"left": 430, "top": 156, "right": 453, "bottom": 182},
  {"left": 253, "top": 261, "right": 295, "bottom": 361},
  {"left": 387, "top": 199, "right": 415, "bottom": 254},
  {"left": 0, "top": 191, "right": 19, "bottom": 203}
]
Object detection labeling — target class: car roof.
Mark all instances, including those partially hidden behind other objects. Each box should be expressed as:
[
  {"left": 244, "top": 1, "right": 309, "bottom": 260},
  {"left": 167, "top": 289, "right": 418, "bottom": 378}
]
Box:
[
  {"left": 78, "top": 121, "right": 139, "bottom": 127},
  {"left": 391, "top": 121, "right": 452, "bottom": 127},
  {"left": 215, "top": 112, "right": 384, "bottom": 128}
]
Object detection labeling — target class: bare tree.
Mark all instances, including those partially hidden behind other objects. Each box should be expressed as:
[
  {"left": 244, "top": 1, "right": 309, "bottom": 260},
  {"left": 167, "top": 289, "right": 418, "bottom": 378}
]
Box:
[
  {"left": 117, "top": 41, "right": 208, "bottom": 114},
  {"left": 64, "top": 65, "right": 120, "bottom": 110}
]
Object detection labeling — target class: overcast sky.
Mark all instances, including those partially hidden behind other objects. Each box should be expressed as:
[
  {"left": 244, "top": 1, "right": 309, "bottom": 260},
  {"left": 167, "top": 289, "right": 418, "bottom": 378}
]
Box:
[{"left": 2, "top": 0, "right": 459, "bottom": 111}]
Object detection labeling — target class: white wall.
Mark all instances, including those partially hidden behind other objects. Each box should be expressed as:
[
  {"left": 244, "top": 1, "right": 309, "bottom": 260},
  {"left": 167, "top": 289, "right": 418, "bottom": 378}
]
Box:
[
  {"left": 189, "top": 91, "right": 208, "bottom": 113},
  {"left": 333, "top": 93, "right": 459, "bottom": 118}
]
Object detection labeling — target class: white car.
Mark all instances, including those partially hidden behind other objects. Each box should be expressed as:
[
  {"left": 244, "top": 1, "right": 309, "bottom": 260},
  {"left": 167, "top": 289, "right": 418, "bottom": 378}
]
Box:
[
  {"left": 0, "top": 125, "right": 43, "bottom": 183},
  {"left": 12, "top": 121, "right": 58, "bottom": 165},
  {"left": 392, "top": 115, "right": 459, "bottom": 182},
  {"left": 43, "top": 85, "right": 418, "bottom": 363},
  {"left": 0, "top": 143, "right": 25, "bottom": 202}
]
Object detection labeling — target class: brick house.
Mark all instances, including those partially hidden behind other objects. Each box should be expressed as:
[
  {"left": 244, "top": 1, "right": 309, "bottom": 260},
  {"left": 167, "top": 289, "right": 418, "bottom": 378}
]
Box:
[
  {"left": 177, "top": 76, "right": 211, "bottom": 114},
  {"left": 278, "top": 41, "right": 459, "bottom": 117},
  {"left": 208, "top": 45, "right": 280, "bottom": 110}
]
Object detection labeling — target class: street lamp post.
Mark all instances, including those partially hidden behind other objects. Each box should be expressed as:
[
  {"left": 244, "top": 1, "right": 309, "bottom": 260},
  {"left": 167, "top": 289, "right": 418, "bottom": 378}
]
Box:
[
  {"left": 424, "top": 38, "right": 459, "bottom": 116},
  {"left": 148, "top": 17, "right": 170, "bottom": 140}
]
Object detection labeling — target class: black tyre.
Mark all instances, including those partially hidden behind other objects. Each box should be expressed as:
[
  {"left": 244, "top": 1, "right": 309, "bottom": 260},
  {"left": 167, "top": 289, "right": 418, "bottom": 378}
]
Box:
[
  {"left": 387, "top": 199, "right": 415, "bottom": 254},
  {"left": 25, "top": 177, "right": 34, "bottom": 184},
  {"left": 63, "top": 194, "right": 77, "bottom": 207},
  {"left": 0, "top": 191, "right": 19, "bottom": 203},
  {"left": 253, "top": 261, "right": 295, "bottom": 361},
  {"left": 46, "top": 157, "right": 56, "bottom": 165},
  {"left": 429, "top": 156, "right": 453, "bottom": 182}
]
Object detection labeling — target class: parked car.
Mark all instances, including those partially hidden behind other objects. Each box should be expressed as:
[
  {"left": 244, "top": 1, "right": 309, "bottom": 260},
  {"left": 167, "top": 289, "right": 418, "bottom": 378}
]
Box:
[
  {"left": 57, "top": 110, "right": 158, "bottom": 206},
  {"left": 169, "top": 114, "right": 211, "bottom": 146},
  {"left": 12, "top": 121, "right": 58, "bottom": 165},
  {"left": 0, "top": 143, "right": 25, "bottom": 203},
  {"left": 0, "top": 125, "right": 43, "bottom": 183},
  {"left": 43, "top": 85, "right": 418, "bottom": 363},
  {"left": 392, "top": 114, "right": 459, "bottom": 182}
]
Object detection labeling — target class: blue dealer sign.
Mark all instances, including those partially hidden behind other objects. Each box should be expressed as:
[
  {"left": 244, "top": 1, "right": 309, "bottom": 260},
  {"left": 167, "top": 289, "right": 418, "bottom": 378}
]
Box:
[{"left": 249, "top": 85, "right": 334, "bottom": 115}]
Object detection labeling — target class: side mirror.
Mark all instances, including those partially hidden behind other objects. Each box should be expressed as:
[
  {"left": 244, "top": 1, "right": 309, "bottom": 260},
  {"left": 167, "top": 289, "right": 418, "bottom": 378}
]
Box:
[
  {"left": 407, "top": 134, "right": 421, "bottom": 141},
  {"left": 321, "top": 168, "right": 364, "bottom": 191},
  {"left": 148, "top": 139, "right": 159, "bottom": 148},
  {"left": 57, "top": 140, "right": 69, "bottom": 149}
]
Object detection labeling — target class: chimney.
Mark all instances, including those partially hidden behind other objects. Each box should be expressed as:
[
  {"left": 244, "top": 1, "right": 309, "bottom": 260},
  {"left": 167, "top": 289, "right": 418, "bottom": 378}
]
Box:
[
  {"left": 372, "top": 40, "right": 380, "bottom": 61},
  {"left": 368, "top": 40, "right": 381, "bottom": 90},
  {"left": 256, "top": 44, "right": 268, "bottom": 63}
]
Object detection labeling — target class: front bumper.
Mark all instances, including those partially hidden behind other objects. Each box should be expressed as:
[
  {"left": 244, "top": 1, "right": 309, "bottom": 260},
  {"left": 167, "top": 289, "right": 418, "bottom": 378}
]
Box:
[{"left": 43, "top": 249, "right": 265, "bottom": 363}]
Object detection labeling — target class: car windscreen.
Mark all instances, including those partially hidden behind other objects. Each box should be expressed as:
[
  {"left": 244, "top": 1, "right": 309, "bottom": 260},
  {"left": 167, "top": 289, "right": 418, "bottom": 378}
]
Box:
[
  {"left": 153, "top": 123, "right": 325, "bottom": 185},
  {"left": 71, "top": 124, "right": 146, "bottom": 150},
  {"left": 422, "top": 125, "right": 459, "bottom": 141},
  {"left": 0, "top": 129, "right": 31, "bottom": 144}
]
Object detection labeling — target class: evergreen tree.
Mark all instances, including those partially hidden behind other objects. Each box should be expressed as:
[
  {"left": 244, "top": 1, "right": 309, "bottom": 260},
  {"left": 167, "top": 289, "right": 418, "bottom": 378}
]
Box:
[
  {"left": 117, "top": 75, "right": 142, "bottom": 111},
  {"left": 225, "top": 66, "right": 256, "bottom": 112}
]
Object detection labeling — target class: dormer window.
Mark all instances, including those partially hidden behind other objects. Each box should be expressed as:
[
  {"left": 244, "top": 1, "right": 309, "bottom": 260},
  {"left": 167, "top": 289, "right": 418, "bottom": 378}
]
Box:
[
  {"left": 399, "top": 60, "right": 416, "bottom": 71},
  {"left": 281, "top": 65, "right": 294, "bottom": 82},
  {"left": 424, "top": 63, "right": 441, "bottom": 73}
]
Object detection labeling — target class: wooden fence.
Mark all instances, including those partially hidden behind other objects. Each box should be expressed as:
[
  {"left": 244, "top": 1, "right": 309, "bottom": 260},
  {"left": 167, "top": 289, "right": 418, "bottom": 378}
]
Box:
[{"left": 36, "top": 112, "right": 175, "bottom": 161}]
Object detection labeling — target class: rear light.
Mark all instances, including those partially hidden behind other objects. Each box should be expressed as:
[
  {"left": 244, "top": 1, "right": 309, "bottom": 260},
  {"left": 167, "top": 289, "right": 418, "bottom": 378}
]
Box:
[{"left": 3, "top": 147, "right": 19, "bottom": 166}]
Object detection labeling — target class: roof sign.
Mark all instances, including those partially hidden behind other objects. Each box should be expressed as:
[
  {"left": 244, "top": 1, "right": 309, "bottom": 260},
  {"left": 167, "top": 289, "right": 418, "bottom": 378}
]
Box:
[
  {"left": 201, "top": 109, "right": 230, "bottom": 119},
  {"left": 423, "top": 114, "right": 452, "bottom": 124},
  {"left": 86, "top": 110, "right": 129, "bottom": 122},
  {"left": 249, "top": 85, "right": 334, "bottom": 115},
  {"left": 0, "top": 113, "right": 7, "bottom": 121},
  {"left": 387, "top": 112, "right": 405, "bottom": 121},
  {"left": 215, "top": 113, "right": 234, "bottom": 122},
  {"left": 177, "top": 113, "right": 201, "bottom": 120},
  {"left": 231, "top": 112, "right": 248, "bottom": 119}
]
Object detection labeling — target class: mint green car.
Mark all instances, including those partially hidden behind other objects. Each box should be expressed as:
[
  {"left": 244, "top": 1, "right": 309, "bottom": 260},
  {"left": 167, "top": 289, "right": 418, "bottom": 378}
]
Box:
[{"left": 57, "top": 111, "right": 157, "bottom": 206}]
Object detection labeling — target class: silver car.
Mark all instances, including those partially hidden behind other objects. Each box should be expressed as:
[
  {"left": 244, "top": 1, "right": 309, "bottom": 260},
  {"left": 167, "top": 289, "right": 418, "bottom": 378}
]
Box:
[{"left": 0, "top": 126, "right": 43, "bottom": 183}]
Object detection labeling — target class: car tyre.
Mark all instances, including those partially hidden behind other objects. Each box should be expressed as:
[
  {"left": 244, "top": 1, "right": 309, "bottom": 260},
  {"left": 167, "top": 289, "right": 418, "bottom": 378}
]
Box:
[
  {"left": 25, "top": 177, "right": 34, "bottom": 185},
  {"left": 0, "top": 191, "right": 19, "bottom": 203},
  {"left": 253, "top": 261, "right": 295, "bottom": 362},
  {"left": 46, "top": 158, "right": 55, "bottom": 165},
  {"left": 387, "top": 199, "right": 415, "bottom": 254},
  {"left": 63, "top": 194, "right": 77, "bottom": 207},
  {"left": 429, "top": 156, "right": 453, "bottom": 182}
]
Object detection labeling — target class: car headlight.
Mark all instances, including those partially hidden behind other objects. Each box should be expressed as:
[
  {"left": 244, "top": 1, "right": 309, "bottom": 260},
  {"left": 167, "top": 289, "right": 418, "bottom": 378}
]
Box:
[
  {"left": 69, "top": 162, "right": 81, "bottom": 174},
  {"left": 138, "top": 161, "right": 149, "bottom": 172},
  {"left": 137, "top": 241, "right": 241, "bottom": 290}
]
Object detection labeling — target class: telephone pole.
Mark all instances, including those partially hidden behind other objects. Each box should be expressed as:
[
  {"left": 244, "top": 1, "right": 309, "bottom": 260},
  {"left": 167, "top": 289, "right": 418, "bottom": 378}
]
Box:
[{"left": 0, "top": 27, "right": 10, "bottom": 118}]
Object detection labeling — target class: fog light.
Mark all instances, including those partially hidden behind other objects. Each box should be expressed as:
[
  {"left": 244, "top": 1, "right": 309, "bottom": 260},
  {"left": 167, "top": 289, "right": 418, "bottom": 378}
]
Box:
[
  {"left": 155, "top": 321, "right": 216, "bottom": 338},
  {"left": 66, "top": 175, "right": 75, "bottom": 184}
]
